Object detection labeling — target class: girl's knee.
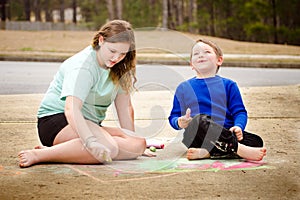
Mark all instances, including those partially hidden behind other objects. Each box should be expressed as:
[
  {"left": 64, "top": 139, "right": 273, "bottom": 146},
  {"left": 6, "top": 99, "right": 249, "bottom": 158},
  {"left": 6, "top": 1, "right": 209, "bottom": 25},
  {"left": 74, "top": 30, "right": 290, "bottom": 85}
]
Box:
[
  {"left": 109, "top": 143, "right": 119, "bottom": 159},
  {"left": 137, "top": 138, "right": 147, "bottom": 154},
  {"left": 141, "top": 138, "right": 147, "bottom": 149}
]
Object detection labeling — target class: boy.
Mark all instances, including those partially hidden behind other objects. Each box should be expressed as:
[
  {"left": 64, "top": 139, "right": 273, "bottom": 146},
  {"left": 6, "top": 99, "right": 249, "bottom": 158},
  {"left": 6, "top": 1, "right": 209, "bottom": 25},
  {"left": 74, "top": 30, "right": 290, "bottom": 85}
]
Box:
[{"left": 168, "top": 39, "right": 266, "bottom": 161}]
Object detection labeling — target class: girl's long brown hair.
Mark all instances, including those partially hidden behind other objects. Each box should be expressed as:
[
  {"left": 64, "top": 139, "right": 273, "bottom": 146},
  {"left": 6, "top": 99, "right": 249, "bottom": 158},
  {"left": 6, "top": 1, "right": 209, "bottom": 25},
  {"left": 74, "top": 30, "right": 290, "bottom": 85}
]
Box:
[{"left": 92, "top": 20, "right": 136, "bottom": 93}]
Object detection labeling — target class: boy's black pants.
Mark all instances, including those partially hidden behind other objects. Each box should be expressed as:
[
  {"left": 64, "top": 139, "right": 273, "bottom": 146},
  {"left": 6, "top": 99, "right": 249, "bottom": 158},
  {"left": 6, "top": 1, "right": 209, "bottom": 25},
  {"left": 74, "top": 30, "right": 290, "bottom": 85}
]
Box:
[{"left": 182, "top": 114, "right": 264, "bottom": 158}]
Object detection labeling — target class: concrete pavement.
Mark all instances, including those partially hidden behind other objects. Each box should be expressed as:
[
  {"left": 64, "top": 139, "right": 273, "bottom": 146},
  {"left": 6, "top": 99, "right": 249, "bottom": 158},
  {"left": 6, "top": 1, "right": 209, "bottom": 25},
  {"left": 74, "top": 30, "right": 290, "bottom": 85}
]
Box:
[{"left": 0, "top": 83, "right": 299, "bottom": 199}]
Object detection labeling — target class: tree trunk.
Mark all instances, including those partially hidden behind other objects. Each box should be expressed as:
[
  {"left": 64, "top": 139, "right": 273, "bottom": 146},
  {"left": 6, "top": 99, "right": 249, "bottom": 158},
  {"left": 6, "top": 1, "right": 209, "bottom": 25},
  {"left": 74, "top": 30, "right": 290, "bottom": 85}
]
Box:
[
  {"left": 148, "top": 0, "right": 156, "bottom": 23},
  {"left": 44, "top": 0, "right": 52, "bottom": 22},
  {"left": 33, "top": 0, "right": 41, "bottom": 21},
  {"left": 193, "top": 0, "right": 197, "bottom": 32},
  {"left": 188, "top": 0, "right": 197, "bottom": 32},
  {"left": 174, "top": 0, "right": 183, "bottom": 26},
  {"left": 162, "top": 0, "right": 168, "bottom": 29},
  {"left": 0, "top": 0, "right": 7, "bottom": 21},
  {"left": 7, "top": 0, "right": 10, "bottom": 20},
  {"left": 167, "top": 0, "right": 175, "bottom": 29},
  {"left": 24, "top": 0, "right": 31, "bottom": 21},
  {"left": 106, "top": 0, "right": 114, "bottom": 20},
  {"left": 271, "top": 0, "right": 278, "bottom": 44},
  {"left": 209, "top": 0, "right": 215, "bottom": 36},
  {"left": 116, "top": 0, "right": 122, "bottom": 19},
  {"left": 59, "top": 0, "right": 64, "bottom": 22},
  {"left": 72, "top": 0, "right": 77, "bottom": 24}
]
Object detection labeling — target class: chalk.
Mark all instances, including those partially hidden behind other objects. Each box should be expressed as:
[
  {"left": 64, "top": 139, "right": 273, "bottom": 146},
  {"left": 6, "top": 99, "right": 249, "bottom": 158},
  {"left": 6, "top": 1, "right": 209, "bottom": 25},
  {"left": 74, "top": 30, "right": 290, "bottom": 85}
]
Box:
[
  {"left": 146, "top": 143, "right": 164, "bottom": 149},
  {"left": 149, "top": 146, "right": 156, "bottom": 152}
]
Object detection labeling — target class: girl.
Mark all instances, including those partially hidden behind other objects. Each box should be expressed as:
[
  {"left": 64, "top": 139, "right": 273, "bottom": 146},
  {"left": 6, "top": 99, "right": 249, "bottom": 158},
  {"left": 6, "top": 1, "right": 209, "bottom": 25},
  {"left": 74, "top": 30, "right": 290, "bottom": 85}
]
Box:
[
  {"left": 168, "top": 39, "right": 266, "bottom": 161},
  {"left": 19, "top": 20, "right": 146, "bottom": 167}
]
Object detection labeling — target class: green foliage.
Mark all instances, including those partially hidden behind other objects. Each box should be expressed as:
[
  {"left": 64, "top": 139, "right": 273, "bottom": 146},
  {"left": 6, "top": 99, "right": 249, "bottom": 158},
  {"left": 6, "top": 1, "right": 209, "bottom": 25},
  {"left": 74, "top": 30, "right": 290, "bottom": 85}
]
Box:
[
  {"left": 277, "top": 26, "right": 300, "bottom": 45},
  {"left": 9, "top": 0, "right": 26, "bottom": 20},
  {"left": 79, "top": 0, "right": 108, "bottom": 30},
  {"left": 176, "top": 23, "right": 189, "bottom": 32},
  {"left": 123, "top": 0, "right": 162, "bottom": 29},
  {"left": 245, "top": 22, "right": 272, "bottom": 43}
]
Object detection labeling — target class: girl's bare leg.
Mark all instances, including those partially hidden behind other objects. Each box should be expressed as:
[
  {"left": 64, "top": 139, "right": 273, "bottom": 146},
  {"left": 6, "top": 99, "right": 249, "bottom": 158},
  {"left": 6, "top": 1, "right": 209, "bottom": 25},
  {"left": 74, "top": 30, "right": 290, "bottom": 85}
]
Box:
[
  {"left": 19, "top": 120, "right": 146, "bottom": 167},
  {"left": 101, "top": 127, "right": 146, "bottom": 160},
  {"left": 19, "top": 120, "right": 119, "bottom": 168},
  {"left": 186, "top": 148, "right": 210, "bottom": 160},
  {"left": 19, "top": 138, "right": 99, "bottom": 167},
  {"left": 79, "top": 122, "right": 146, "bottom": 160},
  {"left": 54, "top": 120, "right": 119, "bottom": 159}
]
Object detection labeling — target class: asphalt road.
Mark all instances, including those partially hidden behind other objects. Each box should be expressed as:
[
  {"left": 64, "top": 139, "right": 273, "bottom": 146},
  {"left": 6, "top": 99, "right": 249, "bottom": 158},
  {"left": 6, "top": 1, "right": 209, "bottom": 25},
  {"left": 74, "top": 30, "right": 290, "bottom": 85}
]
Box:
[{"left": 0, "top": 61, "right": 299, "bottom": 94}]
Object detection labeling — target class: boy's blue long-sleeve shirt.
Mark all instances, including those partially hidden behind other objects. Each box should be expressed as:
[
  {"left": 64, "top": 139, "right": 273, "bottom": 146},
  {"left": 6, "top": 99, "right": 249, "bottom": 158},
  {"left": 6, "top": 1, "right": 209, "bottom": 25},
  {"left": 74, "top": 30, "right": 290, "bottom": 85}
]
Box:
[{"left": 168, "top": 75, "right": 247, "bottom": 130}]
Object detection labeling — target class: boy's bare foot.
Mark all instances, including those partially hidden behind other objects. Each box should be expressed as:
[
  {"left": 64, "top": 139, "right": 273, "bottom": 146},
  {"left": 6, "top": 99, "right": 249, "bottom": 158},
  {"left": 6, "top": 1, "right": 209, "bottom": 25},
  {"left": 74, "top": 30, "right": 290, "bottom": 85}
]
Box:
[
  {"left": 18, "top": 150, "right": 39, "bottom": 168},
  {"left": 237, "top": 143, "right": 267, "bottom": 161},
  {"left": 186, "top": 148, "right": 210, "bottom": 160}
]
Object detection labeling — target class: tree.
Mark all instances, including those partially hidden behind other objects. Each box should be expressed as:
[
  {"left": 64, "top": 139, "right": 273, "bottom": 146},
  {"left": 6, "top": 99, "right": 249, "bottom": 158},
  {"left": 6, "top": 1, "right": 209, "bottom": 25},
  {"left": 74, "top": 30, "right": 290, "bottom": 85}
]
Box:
[
  {"left": 24, "top": 0, "right": 30, "bottom": 21},
  {"left": 188, "top": 0, "right": 197, "bottom": 32},
  {"left": 270, "top": 0, "right": 278, "bottom": 44},
  {"left": 72, "top": 0, "right": 77, "bottom": 23},
  {"left": 40, "top": 0, "right": 51, "bottom": 22},
  {"left": 162, "top": 0, "right": 168, "bottom": 29},
  {"left": 208, "top": 0, "right": 216, "bottom": 36},
  {"left": 174, "top": 0, "right": 183, "bottom": 27},
  {"left": 33, "top": 0, "right": 41, "bottom": 21},
  {"left": 105, "top": 0, "right": 122, "bottom": 20},
  {"left": 59, "top": 0, "right": 64, "bottom": 22},
  {"left": 115, "top": 0, "right": 122, "bottom": 19},
  {"left": 106, "top": 0, "right": 114, "bottom": 20},
  {"left": 0, "top": 0, "right": 6, "bottom": 21}
]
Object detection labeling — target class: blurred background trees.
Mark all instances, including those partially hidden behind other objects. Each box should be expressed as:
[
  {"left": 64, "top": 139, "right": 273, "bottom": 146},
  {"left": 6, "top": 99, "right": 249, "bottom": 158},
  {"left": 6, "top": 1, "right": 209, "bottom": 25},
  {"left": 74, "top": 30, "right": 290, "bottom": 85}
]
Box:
[{"left": 0, "top": 0, "right": 299, "bottom": 45}]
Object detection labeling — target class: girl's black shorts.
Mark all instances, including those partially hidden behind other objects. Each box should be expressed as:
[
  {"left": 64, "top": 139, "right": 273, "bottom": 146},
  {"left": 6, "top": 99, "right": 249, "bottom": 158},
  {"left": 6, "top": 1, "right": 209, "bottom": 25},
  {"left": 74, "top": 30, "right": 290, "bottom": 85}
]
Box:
[{"left": 37, "top": 113, "right": 68, "bottom": 147}]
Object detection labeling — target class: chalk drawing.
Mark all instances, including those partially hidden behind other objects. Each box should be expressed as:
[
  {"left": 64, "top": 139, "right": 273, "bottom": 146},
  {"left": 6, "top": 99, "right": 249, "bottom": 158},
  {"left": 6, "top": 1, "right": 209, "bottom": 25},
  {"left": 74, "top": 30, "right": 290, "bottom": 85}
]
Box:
[
  {"left": 2, "top": 158, "right": 271, "bottom": 183},
  {"left": 139, "top": 158, "right": 270, "bottom": 172}
]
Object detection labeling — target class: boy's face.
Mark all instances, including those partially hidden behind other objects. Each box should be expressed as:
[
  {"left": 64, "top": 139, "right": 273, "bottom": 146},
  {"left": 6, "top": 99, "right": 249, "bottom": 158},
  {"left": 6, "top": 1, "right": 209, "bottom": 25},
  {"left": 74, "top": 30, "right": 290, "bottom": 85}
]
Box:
[{"left": 191, "top": 42, "right": 223, "bottom": 76}]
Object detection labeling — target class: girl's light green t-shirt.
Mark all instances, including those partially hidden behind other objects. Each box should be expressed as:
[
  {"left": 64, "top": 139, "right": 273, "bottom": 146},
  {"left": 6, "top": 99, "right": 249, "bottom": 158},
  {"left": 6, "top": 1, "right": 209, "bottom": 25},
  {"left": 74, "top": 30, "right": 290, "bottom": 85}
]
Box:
[{"left": 37, "top": 46, "right": 120, "bottom": 124}]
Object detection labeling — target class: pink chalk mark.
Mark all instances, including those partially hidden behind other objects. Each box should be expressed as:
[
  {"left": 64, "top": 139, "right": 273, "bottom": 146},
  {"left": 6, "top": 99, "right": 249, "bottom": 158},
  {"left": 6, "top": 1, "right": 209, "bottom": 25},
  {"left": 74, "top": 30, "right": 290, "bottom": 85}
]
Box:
[
  {"left": 178, "top": 164, "right": 202, "bottom": 169},
  {"left": 177, "top": 160, "right": 266, "bottom": 171},
  {"left": 197, "top": 164, "right": 211, "bottom": 170},
  {"left": 211, "top": 161, "right": 225, "bottom": 169},
  {"left": 221, "top": 160, "right": 265, "bottom": 171}
]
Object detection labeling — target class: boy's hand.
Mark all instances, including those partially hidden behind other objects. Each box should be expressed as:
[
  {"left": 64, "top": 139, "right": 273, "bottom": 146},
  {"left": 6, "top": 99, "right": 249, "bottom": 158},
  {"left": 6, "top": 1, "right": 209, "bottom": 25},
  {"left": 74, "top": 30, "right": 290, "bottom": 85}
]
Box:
[
  {"left": 229, "top": 126, "right": 243, "bottom": 141},
  {"left": 178, "top": 108, "right": 192, "bottom": 129}
]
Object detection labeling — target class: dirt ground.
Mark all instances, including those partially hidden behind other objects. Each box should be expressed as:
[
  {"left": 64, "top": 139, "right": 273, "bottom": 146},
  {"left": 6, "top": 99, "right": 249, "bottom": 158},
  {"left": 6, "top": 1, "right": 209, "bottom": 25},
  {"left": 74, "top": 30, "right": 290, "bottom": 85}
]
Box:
[
  {"left": 0, "top": 85, "right": 299, "bottom": 200},
  {"left": 1, "top": 30, "right": 300, "bottom": 66},
  {"left": 0, "top": 30, "right": 299, "bottom": 199}
]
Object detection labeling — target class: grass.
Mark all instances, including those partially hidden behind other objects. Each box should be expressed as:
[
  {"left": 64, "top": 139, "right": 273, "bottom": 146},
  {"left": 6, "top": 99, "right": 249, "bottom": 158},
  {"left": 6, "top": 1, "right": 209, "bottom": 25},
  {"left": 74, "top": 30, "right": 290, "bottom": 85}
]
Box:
[
  {"left": 20, "top": 47, "right": 34, "bottom": 51},
  {"left": 0, "top": 30, "right": 299, "bottom": 67}
]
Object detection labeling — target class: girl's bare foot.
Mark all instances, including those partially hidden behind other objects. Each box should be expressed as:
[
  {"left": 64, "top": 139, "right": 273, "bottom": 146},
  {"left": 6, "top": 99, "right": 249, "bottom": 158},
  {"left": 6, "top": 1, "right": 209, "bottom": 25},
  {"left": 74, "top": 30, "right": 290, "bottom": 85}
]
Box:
[
  {"left": 237, "top": 143, "right": 267, "bottom": 161},
  {"left": 18, "top": 150, "right": 39, "bottom": 168},
  {"left": 187, "top": 148, "right": 210, "bottom": 160}
]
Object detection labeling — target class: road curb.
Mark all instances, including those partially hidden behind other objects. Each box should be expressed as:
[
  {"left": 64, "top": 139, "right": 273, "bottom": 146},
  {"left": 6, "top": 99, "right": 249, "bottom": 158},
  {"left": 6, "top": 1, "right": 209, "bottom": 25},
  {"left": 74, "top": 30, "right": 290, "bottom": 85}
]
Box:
[{"left": 1, "top": 54, "right": 299, "bottom": 69}]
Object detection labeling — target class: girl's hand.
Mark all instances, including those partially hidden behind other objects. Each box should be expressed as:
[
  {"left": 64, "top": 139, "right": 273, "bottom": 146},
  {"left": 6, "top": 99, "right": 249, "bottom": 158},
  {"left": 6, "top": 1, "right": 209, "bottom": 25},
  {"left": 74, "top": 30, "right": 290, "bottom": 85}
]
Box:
[
  {"left": 178, "top": 108, "right": 192, "bottom": 129},
  {"left": 230, "top": 126, "right": 243, "bottom": 141},
  {"left": 84, "top": 136, "right": 112, "bottom": 163}
]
